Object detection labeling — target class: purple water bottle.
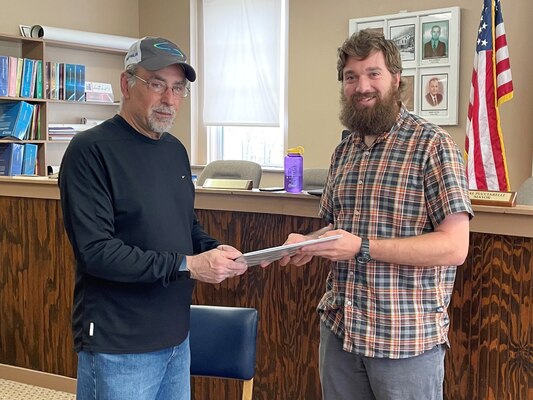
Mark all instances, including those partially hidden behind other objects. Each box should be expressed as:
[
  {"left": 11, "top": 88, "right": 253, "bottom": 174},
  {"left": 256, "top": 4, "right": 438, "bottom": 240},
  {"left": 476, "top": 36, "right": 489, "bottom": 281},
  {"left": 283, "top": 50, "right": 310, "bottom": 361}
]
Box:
[{"left": 284, "top": 146, "right": 304, "bottom": 193}]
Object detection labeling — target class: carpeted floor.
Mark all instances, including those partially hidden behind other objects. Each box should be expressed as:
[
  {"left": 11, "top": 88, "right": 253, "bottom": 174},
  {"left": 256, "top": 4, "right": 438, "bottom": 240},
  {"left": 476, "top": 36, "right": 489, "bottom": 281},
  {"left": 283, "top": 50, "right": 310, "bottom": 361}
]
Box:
[{"left": 0, "top": 379, "right": 75, "bottom": 400}]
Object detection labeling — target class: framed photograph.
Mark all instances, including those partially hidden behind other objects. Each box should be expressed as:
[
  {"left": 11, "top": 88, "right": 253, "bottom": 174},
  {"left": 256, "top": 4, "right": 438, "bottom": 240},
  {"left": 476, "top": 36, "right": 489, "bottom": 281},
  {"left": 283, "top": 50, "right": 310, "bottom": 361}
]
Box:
[
  {"left": 348, "top": 7, "right": 460, "bottom": 125},
  {"left": 349, "top": 19, "right": 385, "bottom": 36},
  {"left": 19, "top": 25, "right": 32, "bottom": 37},
  {"left": 400, "top": 70, "right": 416, "bottom": 112},
  {"left": 421, "top": 19, "right": 450, "bottom": 64},
  {"left": 421, "top": 73, "right": 448, "bottom": 111},
  {"left": 389, "top": 18, "right": 417, "bottom": 68},
  {"left": 419, "top": 67, "right": 457, "bottom": 125}
]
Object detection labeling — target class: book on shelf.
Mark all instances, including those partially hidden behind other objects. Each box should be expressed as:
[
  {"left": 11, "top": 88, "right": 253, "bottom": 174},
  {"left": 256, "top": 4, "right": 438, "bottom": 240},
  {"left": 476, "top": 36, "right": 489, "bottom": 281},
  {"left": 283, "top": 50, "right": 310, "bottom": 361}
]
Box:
[
  {"left": 35, "top": 103, "right": 42, "bottom": 140},
  {"left": 7, "top": 56, "right": 18, "bottom": 97},
  {"left": 48, "top": 135, "right": 75, "bottom": 141},
  {"left": 0, "top": 55, "right": 7, "bottom": 96},
  {"left": 75, "top": 64, "right": 86, "bottom": 101},
  {"left": 14, "top": 58, "right": 23, "bottom": 97},
  {"left": 49, "top": 62, "right": 56, "bottom": 100},
  {"left": 65, "top": 63, "right": 76, "bottom": 101},
  {"left": 34, "top": 60, "right": 43, "bottom": 99},
  {"left": 29, "top": 59, "right": 38, "bottom": 98},
  {"left": 20, "top": 58, "right": 35, "bottom": 98},
  {"left": 0, "top": 101, "right": 34, "bottom": 140},
  {"left": 8, "top": 57, "right": 22, "bottom": 97},
  {"left": 85, "top": 81, "right": 114, "bottom": 102},
  {"left": 58, "top": 63, "right": 65, "bottom": 100},
  {"left": 0, "top": 142, "right": 24, "bottom": 176},
  {"left": 47, "top": 61, "right": 60, "bottom": 100},
  {"left": 48, "top": 122, "right": 97, "bottom": 141},
  {"left": 52, "top": 62, "right": 57, "bottom": 100},
  {"left": 27, "top": 103, "right": 41, "bottom": 140},
  {"left": 45, "top": 61, "right": 51, "bottom": 99},
  {"left": 21, "top": 143, "right": 38, "bottom": 175}
]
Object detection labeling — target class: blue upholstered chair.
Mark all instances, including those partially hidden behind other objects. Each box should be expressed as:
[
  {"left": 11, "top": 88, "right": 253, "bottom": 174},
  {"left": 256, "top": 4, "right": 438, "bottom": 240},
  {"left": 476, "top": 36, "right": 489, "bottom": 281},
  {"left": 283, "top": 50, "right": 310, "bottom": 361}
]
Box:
[{"left": 189, "top": 305, "right": 259, "bottom": 400}]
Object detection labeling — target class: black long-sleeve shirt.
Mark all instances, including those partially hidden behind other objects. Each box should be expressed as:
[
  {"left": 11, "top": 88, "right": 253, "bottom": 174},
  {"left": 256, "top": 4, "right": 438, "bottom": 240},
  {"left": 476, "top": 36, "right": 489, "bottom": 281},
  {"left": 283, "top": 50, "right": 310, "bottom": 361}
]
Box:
[{"left": 59, "top": 115, "right": 219, "bottom": 353}]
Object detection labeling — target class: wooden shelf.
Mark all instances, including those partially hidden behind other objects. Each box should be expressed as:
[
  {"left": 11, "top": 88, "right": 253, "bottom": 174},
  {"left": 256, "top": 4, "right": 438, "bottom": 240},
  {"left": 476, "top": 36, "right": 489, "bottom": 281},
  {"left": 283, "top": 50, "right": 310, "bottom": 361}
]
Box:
[
  {"left": 1, "top": 32, "right": 124, "bottom": 175},
  {"left": 47, "top": 99, "right": 119, "bottom": 106},
  {"left": 0, "top": 96, "right": 46, "bottom": 103}
]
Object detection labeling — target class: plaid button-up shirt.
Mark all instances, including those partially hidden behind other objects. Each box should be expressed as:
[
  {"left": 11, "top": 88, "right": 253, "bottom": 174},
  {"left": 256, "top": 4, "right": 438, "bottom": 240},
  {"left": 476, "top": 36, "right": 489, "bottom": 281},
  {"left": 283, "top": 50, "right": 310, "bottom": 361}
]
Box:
[{"left": 318, "top": 105, "right": 473, "bottom": 359}]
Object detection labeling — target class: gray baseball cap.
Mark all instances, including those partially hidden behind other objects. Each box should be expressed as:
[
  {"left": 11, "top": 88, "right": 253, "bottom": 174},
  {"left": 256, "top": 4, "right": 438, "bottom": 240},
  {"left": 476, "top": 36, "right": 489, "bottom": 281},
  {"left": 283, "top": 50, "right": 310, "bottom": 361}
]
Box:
[{"left": 125, "top": 36, "right": 196, "bottom": 82}]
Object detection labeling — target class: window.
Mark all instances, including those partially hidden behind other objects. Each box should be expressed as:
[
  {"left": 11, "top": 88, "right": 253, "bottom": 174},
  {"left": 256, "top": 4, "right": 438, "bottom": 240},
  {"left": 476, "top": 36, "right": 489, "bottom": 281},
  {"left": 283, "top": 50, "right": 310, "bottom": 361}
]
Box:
[
  {"left": 207, "top": 126, "right": 284, "bottom": 167},
  {"left": 194, "top": 0, "right": 287, "bottom": 168}
]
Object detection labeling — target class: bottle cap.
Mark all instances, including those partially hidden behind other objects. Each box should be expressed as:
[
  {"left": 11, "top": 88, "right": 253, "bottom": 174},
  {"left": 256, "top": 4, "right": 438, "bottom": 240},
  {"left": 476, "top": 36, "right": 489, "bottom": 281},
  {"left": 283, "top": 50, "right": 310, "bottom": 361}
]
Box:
[{"left": 287, "top": 146, "right": 304, "bottom": 155}]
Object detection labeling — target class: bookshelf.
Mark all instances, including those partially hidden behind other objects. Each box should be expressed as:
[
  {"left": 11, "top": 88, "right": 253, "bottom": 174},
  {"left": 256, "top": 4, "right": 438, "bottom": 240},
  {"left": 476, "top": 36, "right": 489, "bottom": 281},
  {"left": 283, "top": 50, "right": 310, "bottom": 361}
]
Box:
[{"left": 0, "top": 32, "right": 124, "bottom": 175}]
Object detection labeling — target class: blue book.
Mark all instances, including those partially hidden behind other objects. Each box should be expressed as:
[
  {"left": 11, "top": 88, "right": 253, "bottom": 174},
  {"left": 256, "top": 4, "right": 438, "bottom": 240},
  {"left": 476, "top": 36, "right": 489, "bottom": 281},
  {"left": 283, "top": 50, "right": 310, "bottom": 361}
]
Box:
[
  {"left": 0, "top": 143, "right": 24, "bottom": 176},
  {"left": 20, "top": 58, "right": 35, "bottom": 98},
  {"left": 34, "top": 60, "right": 43, "bottom": 99},
  {"left": 0, "top": 55, "right": 8, "bottom": 96},
  {"left": 65, "top": 63, "right": 76, "bottom": 101},
  {"left": 21, "top": 143, "right": 38, "bottom": 175},
  {"left": 75, "top": 64, "right": 86, "bottom": 101},
  {"left": 0, "top": 101, "right": 34, "bottom": 140}
]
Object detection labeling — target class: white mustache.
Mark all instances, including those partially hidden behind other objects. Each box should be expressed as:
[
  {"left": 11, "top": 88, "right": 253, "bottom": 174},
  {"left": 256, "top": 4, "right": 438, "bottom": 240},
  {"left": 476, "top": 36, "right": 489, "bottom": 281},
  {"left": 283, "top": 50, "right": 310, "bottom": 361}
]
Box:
[{"left": 153, "top": 106, "right": 175, "bottom": 117}]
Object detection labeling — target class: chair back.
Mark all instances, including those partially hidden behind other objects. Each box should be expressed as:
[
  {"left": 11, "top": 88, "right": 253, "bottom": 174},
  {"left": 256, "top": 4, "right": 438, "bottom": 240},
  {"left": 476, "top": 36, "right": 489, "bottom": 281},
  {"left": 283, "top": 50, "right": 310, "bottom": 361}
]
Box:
[
  {"left": 303, "top": 168, "right": 329, "bottom": 190},
  {"left": 516, "top": 177, "right": 533, "bottom": 205},
  {"left": 197, "top": 160, "right": 262, "bottom": 188},
  {"left": 190, "top": 305, "right": 259, "bottom": 400}
]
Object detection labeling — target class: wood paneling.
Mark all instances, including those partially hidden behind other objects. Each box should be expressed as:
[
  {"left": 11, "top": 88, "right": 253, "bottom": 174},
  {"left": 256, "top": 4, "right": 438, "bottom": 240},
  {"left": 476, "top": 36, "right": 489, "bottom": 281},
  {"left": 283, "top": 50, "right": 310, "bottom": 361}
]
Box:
[
  {"left": 0, "top": 197, "right": 76, "bottom": 376},
  {"left": 446, "top": 234, "right": 532, "bottom": 400},
  {"left": 192, "top": 210, "right": 327, "bottom": 400},
  {"left": 0, "top": 197, "right": 531, "bottom": 399}
]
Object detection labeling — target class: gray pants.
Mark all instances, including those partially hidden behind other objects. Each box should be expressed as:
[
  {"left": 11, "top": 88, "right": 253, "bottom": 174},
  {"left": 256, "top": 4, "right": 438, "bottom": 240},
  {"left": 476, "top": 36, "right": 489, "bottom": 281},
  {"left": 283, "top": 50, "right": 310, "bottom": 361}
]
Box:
[{"left": 319, "top": 322, "right": 446, "bottom": 400}]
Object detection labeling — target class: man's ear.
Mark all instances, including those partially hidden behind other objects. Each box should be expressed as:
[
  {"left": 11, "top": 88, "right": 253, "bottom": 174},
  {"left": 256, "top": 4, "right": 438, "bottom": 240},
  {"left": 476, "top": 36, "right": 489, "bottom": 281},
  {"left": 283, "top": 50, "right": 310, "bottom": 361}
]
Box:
[
  {"left": 120, "top": 72, "right": 131, "bottom": 99},
  {"left": 394, "top": 73, "right": 401, "bottom": 89}
]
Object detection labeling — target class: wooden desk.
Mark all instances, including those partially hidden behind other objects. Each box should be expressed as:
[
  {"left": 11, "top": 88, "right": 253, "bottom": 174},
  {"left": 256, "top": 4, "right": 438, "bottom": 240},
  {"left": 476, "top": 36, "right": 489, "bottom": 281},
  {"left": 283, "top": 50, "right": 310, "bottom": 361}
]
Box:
[{"left": 0, "top": 181, "right": 531, "bottom": 400}]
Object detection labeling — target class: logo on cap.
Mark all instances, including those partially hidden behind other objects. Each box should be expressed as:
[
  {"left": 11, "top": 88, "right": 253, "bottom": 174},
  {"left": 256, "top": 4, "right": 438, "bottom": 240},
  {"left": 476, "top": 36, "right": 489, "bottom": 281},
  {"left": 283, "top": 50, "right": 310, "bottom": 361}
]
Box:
[{"left": 154, "top": 42, "right": 186, "bottom": 60}]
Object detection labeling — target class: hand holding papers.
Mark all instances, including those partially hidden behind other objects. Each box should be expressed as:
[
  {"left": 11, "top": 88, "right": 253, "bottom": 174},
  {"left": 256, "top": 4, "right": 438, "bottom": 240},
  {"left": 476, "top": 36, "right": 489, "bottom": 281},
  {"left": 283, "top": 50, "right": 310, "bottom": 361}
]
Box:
[{"left": 235, "top": 235, "right": 343, "bottom": 267}]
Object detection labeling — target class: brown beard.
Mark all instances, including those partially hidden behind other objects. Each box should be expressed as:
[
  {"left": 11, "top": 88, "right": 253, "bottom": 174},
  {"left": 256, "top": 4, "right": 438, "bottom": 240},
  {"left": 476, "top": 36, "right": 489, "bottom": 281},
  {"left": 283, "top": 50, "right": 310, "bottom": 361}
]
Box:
[{"left": 339, "top": 83, "right": 400, "bottom": 138}]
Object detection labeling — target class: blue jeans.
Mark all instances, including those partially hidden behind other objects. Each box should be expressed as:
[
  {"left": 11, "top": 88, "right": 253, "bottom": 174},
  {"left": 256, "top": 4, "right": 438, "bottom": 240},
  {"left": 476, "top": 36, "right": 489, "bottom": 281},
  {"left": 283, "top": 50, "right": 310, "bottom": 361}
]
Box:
[
  {"left": 76, "top": 336, "right": 191, "bottom": 400},
  {"left": 319, "top": 322, "right": 446, "bottom": 400}
]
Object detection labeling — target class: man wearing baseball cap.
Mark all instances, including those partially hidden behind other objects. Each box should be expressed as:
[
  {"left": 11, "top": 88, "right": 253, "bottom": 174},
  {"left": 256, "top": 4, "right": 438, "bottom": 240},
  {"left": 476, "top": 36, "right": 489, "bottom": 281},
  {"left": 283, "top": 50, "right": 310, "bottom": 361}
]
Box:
[{"left": 59, "top": 36, "right": 248, "bottom": 399}]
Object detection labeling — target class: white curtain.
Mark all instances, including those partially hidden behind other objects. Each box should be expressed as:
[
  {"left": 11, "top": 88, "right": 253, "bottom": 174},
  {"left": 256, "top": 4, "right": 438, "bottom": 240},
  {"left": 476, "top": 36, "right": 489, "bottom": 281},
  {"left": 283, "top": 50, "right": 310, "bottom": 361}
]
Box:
[{"left": 202, "top": 0, "right": 281, "bottom": 126}]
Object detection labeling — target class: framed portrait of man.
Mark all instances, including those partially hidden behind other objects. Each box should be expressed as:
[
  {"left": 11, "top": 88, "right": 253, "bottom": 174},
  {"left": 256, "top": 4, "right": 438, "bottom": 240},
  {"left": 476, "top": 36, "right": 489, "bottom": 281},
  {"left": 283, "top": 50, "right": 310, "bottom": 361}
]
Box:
[
  {"left": 421, "top": 20, "right": 449, "bottom": 61},
  {"left": 421, "top": 73, "right": 447, "bottom": 111}
]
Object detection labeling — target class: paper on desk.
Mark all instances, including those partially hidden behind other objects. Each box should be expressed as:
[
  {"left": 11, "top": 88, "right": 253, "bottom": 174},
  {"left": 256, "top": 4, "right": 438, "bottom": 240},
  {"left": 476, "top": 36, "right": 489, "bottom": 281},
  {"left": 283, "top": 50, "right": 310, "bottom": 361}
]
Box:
[{"left": 235, "top": 234, "right": 342, "bottom": 267}]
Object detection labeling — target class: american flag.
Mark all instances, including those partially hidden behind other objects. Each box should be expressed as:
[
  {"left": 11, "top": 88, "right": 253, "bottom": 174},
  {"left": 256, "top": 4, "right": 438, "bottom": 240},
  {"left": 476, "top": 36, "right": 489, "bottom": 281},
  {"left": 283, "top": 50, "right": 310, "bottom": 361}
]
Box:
[{"left": 465, "top": 0, "right": 513, "bottom": 191}]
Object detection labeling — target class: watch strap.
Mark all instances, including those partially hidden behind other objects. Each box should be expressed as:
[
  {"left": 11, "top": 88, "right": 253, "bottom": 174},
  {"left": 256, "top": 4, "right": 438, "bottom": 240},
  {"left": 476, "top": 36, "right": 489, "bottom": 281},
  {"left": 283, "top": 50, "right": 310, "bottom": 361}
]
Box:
[{"left": 356, "top": 238, "right": 371, "bottom": 264}]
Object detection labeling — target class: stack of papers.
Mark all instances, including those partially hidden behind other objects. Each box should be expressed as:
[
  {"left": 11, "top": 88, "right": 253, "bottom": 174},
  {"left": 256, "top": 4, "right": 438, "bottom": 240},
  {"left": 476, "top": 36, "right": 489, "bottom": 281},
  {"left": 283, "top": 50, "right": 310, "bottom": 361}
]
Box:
[{"left": 235, "top": 234, "right": 342, "bottom": 267}]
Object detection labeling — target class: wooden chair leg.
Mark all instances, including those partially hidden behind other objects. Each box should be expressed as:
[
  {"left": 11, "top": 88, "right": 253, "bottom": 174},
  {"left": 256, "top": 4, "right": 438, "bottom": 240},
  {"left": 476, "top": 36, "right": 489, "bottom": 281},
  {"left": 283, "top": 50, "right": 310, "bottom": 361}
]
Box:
[{"left": 242, "top": 378, "right": 254, "bottom": 400}]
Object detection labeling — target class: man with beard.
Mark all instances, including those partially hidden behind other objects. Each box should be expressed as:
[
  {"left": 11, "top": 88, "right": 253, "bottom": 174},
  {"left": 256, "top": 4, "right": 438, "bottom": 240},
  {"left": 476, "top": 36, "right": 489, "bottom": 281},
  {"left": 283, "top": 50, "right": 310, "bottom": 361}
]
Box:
[
  {"left": 59, "top": 37, "right": 247, "bottom": 400},
  {"left": 280, "top": 30, "right": 473, "bottom": 399}
]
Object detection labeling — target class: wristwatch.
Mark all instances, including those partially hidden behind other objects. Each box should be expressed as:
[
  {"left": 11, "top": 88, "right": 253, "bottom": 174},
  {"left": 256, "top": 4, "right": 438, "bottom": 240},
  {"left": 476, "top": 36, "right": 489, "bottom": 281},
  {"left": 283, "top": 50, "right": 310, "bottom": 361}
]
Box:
[{"left": 356, "top": 238, "right": 371, "bottom": 264}]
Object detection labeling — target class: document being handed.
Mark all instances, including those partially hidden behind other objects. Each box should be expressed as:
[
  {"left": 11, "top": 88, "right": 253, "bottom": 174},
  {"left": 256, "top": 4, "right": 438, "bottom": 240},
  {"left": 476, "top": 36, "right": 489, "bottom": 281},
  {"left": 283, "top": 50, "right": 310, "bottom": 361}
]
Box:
[{"left": 235, "top": 235, "right": 342, "bottom": 267}]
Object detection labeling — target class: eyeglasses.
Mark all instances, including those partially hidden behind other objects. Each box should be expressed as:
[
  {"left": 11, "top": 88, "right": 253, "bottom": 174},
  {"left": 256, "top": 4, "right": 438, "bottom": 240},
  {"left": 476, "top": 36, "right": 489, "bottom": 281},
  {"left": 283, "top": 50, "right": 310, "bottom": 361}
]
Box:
[{"left": 131, "top": 74, "right": 190, "bottom": 98}]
